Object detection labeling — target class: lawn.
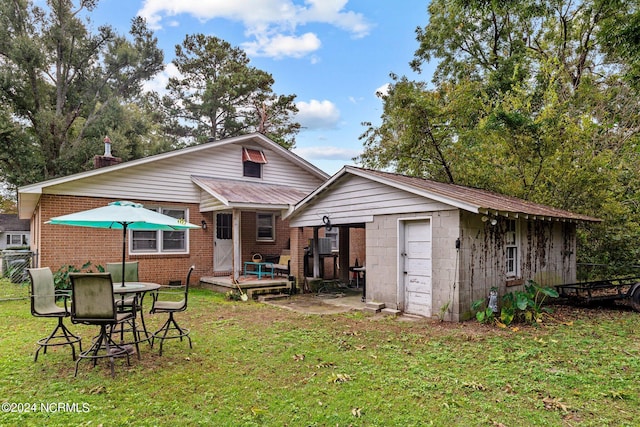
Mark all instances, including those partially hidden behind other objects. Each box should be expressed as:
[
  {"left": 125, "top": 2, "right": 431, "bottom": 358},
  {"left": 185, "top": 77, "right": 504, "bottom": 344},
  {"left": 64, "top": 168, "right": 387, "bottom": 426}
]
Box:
[{"left": 0, "top": 279, "right": 639, "bottom": 426}]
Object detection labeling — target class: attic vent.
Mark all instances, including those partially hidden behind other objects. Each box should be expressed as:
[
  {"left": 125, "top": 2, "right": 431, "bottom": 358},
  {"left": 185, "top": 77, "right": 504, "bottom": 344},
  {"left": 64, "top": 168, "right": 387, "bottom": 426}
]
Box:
[{"left": 242, "top": 148, "right": 267, "bottom": 164}]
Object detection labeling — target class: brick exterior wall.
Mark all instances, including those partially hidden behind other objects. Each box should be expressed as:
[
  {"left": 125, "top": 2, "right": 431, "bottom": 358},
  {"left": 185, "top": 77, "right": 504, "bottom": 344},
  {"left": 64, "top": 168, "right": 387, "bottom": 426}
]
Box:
[
  {"left": 240, "top": 211, "right": 291, "bottom": 264},
  {"left": 38, "top": 195, "right": 211, "bottom": 285},
  {"left": 36, "top": 194, "right": 368, "bottom": 288}
]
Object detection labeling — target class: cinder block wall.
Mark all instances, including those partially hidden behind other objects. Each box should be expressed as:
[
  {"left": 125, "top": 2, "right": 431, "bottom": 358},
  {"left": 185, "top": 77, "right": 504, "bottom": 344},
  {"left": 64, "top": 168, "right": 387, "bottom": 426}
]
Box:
[
  {"left": 38, "top": 195, "right": 210, "bottom": 285},
  {"left": 365, "top": 210, "right": 460, "bottom": 320}
]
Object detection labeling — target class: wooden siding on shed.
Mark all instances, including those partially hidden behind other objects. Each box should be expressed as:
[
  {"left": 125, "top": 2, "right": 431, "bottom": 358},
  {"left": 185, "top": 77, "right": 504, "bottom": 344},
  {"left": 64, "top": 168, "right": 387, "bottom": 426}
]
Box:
[
  {"left": 42, "top": 143, "right": 324, "bottom": 203},
  {"left": 290, "top": 175, "right": 453, "bottom": 227}
]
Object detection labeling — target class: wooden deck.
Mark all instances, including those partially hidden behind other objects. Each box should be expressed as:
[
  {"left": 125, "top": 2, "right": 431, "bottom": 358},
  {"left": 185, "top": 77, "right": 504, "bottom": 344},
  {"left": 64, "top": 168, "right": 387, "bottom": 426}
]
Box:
[{"left": 199, "top": 275, "right": 293, "bottom": 298}]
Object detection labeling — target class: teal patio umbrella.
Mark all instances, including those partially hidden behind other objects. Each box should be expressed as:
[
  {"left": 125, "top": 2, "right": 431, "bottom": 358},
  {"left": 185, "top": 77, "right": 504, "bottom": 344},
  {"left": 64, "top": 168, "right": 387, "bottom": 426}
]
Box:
[{"left": 46, "top": 201, "right": 200, "bottom": 286}]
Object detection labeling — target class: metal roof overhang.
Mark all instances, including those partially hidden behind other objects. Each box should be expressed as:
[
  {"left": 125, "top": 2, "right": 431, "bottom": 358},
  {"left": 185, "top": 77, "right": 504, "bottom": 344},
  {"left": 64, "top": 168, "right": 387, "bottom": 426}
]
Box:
[{"left": 192, "top": 176, "right": 308, "bottom": 213}]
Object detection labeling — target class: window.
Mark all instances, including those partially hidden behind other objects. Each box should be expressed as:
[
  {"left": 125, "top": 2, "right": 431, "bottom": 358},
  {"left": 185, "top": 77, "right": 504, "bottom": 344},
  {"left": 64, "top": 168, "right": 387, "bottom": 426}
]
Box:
[
  {"left": 6, "top": 234, "right": 27, "bottom": 246},
  {"left": 256, "top": 213, "right": 275, "bottom": 242},
  {"left": 131, "top": 207, "right": 189, "bottom": 253},
  {"left": 243, "top": 161, "right": 262, "bottom": 178},
  {"left": 325, "top": 229, "right": 339, "bottom": 251},
  {"left": 216, "top": 213, "right": 232, "bottom": 240},
  {"left": 505, "top": 219, "right": 519, "bottom": 277},
  {"left": 242, "top": 148, "right": 267, "bottom": 178}
]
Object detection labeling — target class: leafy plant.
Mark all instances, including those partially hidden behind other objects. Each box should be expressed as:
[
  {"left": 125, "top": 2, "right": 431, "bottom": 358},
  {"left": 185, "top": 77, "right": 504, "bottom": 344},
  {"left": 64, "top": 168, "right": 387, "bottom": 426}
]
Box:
[
  {"left": 437, "top": 300, "right": 451, "bottom": 321},
  {"left": 53, "top": 261, "right": 104, "bottom": 291},
  {"left": 225, "top": 290, "right": 243, "bottom": 301},
  {"left": 499, "top": 280, "right": 559, "bottom": 326},
  {"left": 472, "top": 298, "right": 496, "bottom": 324}
]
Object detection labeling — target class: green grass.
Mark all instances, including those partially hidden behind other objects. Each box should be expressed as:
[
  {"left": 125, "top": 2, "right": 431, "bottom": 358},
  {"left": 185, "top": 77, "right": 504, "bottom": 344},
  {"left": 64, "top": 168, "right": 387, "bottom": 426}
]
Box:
[{"left": 1, "top": 279, "right": 639, "bottom": 426}]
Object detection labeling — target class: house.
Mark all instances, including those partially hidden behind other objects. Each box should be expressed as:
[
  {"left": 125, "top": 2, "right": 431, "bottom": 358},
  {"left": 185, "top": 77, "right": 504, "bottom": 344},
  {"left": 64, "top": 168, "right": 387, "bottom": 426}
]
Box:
[
  {"left": 0, "top": 214, "right": 30, "bottom": 250},
  {"left": 17, "top": 133, "right": 331, "bottom": 286},
  {"left": 285, "top": 166, "right": 601, "bottom": 321}
]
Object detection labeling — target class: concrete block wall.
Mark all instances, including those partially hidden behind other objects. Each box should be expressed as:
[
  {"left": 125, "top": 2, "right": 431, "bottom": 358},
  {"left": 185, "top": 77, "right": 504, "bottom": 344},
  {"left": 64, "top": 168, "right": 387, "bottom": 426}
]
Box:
[
  {"left": 429, "top": 211, "right": 460, "bottom": 321},
  {"left": 365, "top": 210, "right": 460, "bottom": 319}
]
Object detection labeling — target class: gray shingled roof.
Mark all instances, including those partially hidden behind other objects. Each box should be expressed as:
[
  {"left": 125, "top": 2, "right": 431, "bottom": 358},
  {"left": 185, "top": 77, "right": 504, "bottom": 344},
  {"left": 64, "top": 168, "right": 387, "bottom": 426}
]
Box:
[{"left": 0, "top": 214, "right": 30, "bottom": 232}]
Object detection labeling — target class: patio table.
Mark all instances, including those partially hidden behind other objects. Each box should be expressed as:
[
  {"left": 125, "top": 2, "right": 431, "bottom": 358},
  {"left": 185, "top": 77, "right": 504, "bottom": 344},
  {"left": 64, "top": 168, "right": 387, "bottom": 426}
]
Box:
[
  {"left": 243, "top": 262, "right": 275, "bottom": 279},
  {"left": 113, "top": 282, "right": 161, "bottom": 345}
]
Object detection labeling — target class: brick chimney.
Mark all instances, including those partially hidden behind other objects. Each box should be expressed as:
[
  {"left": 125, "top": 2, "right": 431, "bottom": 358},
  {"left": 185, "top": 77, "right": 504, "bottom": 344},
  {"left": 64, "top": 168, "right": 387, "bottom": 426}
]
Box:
[{"left": 93, "top": 136, "right": 122, "bottom": 168}]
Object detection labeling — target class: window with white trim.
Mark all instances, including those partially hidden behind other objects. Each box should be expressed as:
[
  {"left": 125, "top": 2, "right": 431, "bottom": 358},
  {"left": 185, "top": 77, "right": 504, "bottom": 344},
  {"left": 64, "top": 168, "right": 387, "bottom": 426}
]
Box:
[
  {"left": 505, "top": 219, "right": 519, "bottom": 277},
  {"left": 256, "top": 213, "right": 275, "bottom": 242},
  {"left": 6, "top": 234, "right": 28, "bottom": 246},
  {"left": 131, "top": 207, "right": 189, "bottom": 253}
]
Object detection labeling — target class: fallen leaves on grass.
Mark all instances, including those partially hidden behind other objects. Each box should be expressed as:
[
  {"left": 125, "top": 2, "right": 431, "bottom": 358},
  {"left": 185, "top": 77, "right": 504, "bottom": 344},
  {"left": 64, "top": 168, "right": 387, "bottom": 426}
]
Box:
[
  {"left": 329, "top": 373, "right": 352, "bottom": 383},
  {"left": 542, "top": 396, "right": 570, "bottom": 412}
]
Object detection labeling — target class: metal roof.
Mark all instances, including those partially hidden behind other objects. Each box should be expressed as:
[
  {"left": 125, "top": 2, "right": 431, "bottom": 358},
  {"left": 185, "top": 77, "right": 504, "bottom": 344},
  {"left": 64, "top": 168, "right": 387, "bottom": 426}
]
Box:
[
  {"left": 192, "top": 176, "right": 309, "bottom": 208},
  {"left": 291, "top": 166, "right": 602, "bottom": 223},
  {"left": 359, "top": 168, "right": 601, "bottom": 222}
]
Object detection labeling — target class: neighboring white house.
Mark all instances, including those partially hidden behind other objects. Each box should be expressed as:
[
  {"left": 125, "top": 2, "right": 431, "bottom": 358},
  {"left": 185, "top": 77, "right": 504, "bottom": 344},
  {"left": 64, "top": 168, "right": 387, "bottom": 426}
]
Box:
[
  {"left": 0, "top": 214, "right": 30, "bottom": 250},
  {"left": 286, "top": 166, "right": 601, "bottom": 321}
]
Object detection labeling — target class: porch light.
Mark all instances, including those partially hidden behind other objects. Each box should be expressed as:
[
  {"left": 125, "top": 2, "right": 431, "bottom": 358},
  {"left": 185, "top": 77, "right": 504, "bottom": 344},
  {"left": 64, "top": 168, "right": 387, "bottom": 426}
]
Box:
[
  {"left": 201, "top": 220, "right": 207, "bottom": 230},
  {"left": 482, "top": 215, "right": 497, "bottom": 226}
]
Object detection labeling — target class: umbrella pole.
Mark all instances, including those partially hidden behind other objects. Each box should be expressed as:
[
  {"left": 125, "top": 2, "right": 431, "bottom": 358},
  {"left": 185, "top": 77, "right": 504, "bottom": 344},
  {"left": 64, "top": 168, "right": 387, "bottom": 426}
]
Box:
[{"left": 121, "top": 224, "right": 127, "bottom": 287}]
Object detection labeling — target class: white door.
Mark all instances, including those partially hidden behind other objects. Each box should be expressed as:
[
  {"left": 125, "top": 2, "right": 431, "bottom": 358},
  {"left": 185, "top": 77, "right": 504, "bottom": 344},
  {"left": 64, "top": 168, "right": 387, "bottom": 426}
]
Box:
[
  {"left": 402, "top": 220, "right": 432, "bottom": 317},
  {"left": 214, "top": 213, "right": 233, "bottom": 272}
]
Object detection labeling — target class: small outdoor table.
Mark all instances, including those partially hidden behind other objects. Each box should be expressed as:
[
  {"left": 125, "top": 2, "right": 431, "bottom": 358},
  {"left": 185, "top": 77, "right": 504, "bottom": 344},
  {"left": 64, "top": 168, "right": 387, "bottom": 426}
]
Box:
[
  {"left": 243, "top": 262, "right": 275, "bottom": 279},
  {"left": 113, "top": 282, "right": 161, "bottom": 345}
]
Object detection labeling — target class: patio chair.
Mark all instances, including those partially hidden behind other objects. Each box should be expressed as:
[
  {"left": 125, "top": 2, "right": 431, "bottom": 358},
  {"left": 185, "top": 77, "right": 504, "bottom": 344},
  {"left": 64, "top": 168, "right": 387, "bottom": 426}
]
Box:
[
  {"left": 106, "top": 261, "right": 146, "bottom": 341},
  {"left": 70, "top": 273, "right": 138, "bottom": 377},
  {"left": 105, "top": 261, "right": 139, "bottom": 284},
  {"left": 269, "top": 250, "right": 290, "bottom": 277},
  {"left": 150, "top": 265, "right": 194, "bottom": 355},
  {"left": 28, "top": 267, "right": 82, "bottom": 362}
]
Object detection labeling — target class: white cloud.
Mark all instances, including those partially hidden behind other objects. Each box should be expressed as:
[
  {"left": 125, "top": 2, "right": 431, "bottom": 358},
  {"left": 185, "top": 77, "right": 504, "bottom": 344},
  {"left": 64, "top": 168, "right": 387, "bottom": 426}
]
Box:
[
  {"left": 295, "top": 99, "right": 340, "bottom": 130},
  {"left": 242, "top": 32, "right": 321, "bottom": 58},
  {"left": 142, "top": 63, "right": 181, "bottom": 94},
  {"left": 375, "top": 83, "right": 390, "bottom": 98},
  {"left": 137, "top": 0, "right": 371, "bottom": 58},
  {"left": 294, "top": 145, "right": 359, "bottom": 161}
]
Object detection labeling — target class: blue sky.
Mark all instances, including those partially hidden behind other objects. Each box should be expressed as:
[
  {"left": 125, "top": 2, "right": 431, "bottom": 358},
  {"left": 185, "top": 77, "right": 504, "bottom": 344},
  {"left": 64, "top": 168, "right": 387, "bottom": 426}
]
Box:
[{"left": 86, "top": 0, "right": 433, "bottom": 175}]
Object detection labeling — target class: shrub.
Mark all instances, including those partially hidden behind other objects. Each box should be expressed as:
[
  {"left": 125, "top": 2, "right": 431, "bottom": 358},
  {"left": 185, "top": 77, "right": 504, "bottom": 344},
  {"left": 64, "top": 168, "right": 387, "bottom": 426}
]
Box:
[
  {"left": 53, "top": 261, "right": 104, "bottom": 291},
  {"left": 499, "top": 280, "right": 559, "bottom": 326}
]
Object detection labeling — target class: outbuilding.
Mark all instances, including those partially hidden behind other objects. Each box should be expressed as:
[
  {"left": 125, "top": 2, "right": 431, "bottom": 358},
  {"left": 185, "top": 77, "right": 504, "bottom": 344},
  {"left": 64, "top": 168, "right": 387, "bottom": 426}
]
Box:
[{"left": 285, "top": 166, "right": 601, "bottom": 321}]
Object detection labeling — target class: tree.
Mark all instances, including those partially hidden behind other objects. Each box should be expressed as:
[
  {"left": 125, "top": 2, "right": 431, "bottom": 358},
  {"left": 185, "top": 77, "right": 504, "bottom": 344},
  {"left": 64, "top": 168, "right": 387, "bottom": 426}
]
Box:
[
  {"left": 164, "top": 34, "right": 299, "bottom": 148},
  {"left": 360, "top": 0, "right": 640, "bottom": 272},
  {"left": 0, "top": 0, "right": 163, "bottom": 184}
]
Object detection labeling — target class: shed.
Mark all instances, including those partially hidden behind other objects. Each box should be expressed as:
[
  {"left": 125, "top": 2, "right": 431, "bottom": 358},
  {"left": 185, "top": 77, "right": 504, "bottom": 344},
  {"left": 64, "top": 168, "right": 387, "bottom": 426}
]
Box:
[{"left": 286, "top": 166, "right": 601, "bottom": 321}]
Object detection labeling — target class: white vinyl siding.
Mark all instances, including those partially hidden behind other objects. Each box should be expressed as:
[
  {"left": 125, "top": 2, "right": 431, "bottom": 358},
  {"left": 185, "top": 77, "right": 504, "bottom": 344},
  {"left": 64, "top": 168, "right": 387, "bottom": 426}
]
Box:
[
  {"left": 290, "top": 175, "right": 453, "bottom": 227},
  {"left": 42, "top": 141, "right": 324, "bottom": 206}
]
